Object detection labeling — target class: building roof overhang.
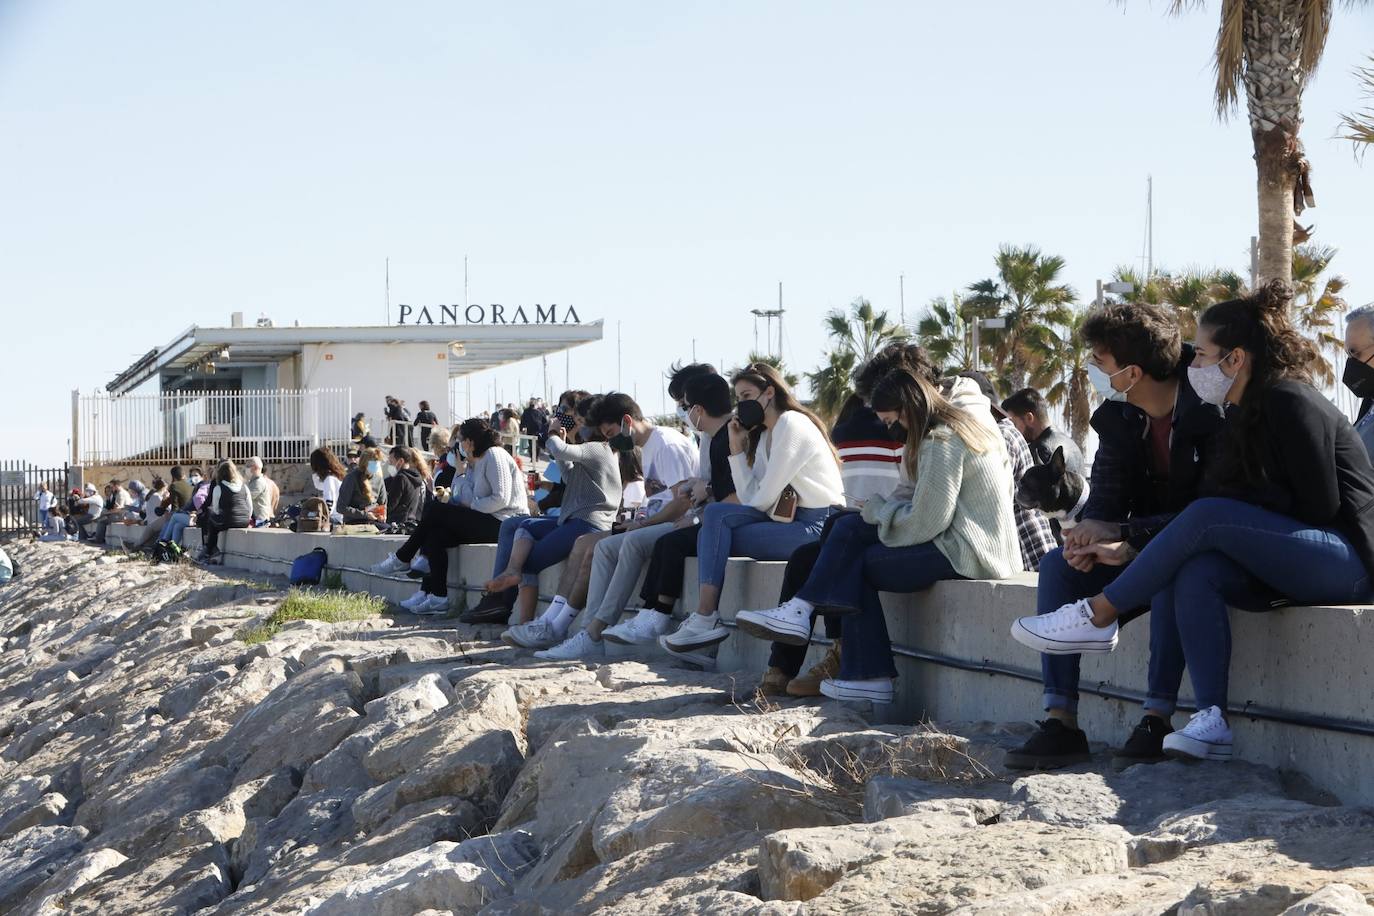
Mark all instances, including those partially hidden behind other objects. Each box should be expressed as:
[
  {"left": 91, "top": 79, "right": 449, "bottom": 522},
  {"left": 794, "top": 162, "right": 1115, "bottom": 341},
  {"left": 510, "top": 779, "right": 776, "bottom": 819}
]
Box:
[{"left": 105, "top": 322, "right": 605, "bottom": 394}]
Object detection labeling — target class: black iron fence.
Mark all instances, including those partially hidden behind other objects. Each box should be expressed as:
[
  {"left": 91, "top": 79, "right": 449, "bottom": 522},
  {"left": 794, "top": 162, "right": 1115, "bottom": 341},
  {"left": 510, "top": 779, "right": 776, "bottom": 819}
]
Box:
[{"left": 1, "top": 461, "right": 74, "bottom": 538}]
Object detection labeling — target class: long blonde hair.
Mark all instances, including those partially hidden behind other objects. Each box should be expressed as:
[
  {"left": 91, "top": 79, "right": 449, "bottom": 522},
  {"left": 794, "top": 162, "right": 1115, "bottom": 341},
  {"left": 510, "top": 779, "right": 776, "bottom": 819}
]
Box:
[
  {"left": 730, "top": 362, "right": 838, "bottom": 467},
  {"left": 870, "top": 370, "right": 997, "bottom": 483}
]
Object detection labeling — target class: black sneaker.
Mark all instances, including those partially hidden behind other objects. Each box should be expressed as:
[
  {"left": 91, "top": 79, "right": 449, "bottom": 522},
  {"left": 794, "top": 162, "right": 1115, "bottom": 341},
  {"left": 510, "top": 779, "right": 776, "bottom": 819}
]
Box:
[
  {"left": 460, "top": 591, "right": 514, "bottom": 624},
  {"left": 1111, "top": 714, "right": 1173, "bottom": 768},
  {"left": 1003, "top": 719, "right": 1091, "bottom": 770}
]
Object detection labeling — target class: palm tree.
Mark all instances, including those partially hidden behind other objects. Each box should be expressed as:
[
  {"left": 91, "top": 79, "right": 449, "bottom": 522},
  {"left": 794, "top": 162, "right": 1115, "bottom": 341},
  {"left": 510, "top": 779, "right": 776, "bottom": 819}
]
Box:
[
  {"left": 822, "top": 298, "right": 908, "bottom": 364},
  {"left": 1291, "top": 244, "right": 1348, "bottom": 384},
  {"left": 915, "top": 294, "right": 983, "bottom": 373},
  {"left": 1163, "top": 0, "right": 1367, "bottom": 285},
  {"left": 805, "top": 349, "right": 858, "bottom": 423},
  {"left": 1028, "top": 310, "right": 1094, "bottom": 451},
  {"left": 967, "top": 245, "right": 1076, "bottom": 391},
  {"left": 804, "top": 298, "right": 906, "bottom": 419},
  {"left": 1339, "top": 55, "right": 1374, "bottom": 153}
]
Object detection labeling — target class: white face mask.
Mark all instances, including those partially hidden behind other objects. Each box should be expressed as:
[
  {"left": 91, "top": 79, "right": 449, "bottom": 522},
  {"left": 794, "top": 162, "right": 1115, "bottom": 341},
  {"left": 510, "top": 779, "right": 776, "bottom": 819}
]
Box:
[
  {"left": 679, "top": 404, "right": 699, "bottom": 433},
  {"left": 1187, "top": 351, "right": 1236, "bottom": 406},
  {"left": 1086, "top": 363, "right": 1134, "bottom": 403}
]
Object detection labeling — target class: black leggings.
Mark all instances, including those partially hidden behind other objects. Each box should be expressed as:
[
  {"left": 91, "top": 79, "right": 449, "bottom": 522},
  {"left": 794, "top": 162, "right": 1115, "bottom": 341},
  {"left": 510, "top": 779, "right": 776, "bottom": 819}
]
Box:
[
  {"left": 396, "top": 501, "right": 504, "bottom": 597},
  {"left": 767, "top": 511, "right": 851, "bottom": 677},
  {"left": 639, "top": 524, "right": 701, "bottom": 605},
  {"left": 203, "top": 514, "right": 249, "bottom": 556}
]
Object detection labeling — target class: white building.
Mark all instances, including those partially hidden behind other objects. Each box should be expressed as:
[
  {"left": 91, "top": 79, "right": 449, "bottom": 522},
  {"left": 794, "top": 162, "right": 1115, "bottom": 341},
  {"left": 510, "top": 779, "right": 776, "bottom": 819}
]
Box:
[{"left": 79, "top": 312, "right": 602, "bottom": 467}]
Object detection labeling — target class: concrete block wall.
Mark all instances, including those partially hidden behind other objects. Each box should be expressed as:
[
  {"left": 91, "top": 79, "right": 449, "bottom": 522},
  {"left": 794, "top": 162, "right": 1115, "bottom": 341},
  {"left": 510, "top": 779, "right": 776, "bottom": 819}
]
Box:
[{"left": 180, "top": 527, "right": 1374, "bottom": 807}]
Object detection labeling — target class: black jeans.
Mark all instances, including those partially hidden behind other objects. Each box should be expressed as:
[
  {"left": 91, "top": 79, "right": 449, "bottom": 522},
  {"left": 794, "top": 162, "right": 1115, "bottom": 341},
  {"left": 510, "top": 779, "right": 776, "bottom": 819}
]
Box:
[
  {"left": 396, "top": 501, "right": 504, "bottom": 597},
  {"left": 203, "top": 514, "right": 248, "bottom": 556},
  {"left": 639, "top": 524, "right": 701, "bottom": 606},
  {"left": 767, "top": 511, "right": 850, "bottom": 677}
]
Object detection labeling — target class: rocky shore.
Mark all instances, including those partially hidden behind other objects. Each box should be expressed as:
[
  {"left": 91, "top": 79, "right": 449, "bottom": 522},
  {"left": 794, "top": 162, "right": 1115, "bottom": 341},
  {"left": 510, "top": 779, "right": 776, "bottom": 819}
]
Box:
[{"left": 1, "top": 540, "right": 1372, "bottom": 915}]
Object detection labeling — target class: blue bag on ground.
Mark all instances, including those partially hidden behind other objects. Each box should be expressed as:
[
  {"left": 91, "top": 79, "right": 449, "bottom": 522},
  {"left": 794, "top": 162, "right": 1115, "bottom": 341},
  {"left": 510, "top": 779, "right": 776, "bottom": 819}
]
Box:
[{"left": 289, "top": 547, "right": 329, "bottom": 586}]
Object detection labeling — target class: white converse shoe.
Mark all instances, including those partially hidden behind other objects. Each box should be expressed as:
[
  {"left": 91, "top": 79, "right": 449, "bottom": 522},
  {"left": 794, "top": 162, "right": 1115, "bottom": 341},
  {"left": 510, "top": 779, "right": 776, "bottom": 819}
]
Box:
[
  {"left": 602, "top": 610, "right": 673, "bottom": 645},
  {"left": 501, "top": 618, "right": 559, "bottom": 649},
  {"left": 734, "top": 597, "right": 814, "bottom": 646},
  {"left": 819, "top": 677, "right": 894, "bottom": 704},
  {"left": 534, "top": 629, "right": 605, "bottom": 661},
  {"left": 1162, "top": 706, "right": 1233, "bottom": 762},
  {"left": 658, "top": 612, "right": 730, "bottom": 654},
  {"left": 400, "top": 590, "right": 431, "bottom": 610},
  {"left": 370, "top": 553, "right": 408, "bottom": 575},
  {"left": 412, "top": 594, "right": 451, "bottom": 616},
  {"left": 1010, "top": 599, "right": 1119, "bottom": 655}
]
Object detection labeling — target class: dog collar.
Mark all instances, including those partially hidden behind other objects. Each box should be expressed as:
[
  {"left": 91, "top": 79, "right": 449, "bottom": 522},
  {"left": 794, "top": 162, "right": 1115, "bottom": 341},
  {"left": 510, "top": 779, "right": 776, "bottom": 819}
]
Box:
[{"left": 1044, "top": 483, "right": 1091, "bottom": 530}]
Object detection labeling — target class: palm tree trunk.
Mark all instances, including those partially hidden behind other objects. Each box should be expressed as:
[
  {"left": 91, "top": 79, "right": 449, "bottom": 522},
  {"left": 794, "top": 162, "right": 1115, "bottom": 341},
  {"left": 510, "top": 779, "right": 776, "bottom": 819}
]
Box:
[{"left": 1244, "top": 0, "right": 1310, "bottom": 287}]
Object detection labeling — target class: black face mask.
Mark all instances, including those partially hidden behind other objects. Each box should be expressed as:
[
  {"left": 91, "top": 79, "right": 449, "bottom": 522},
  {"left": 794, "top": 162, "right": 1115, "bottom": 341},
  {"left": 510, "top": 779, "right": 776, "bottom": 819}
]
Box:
[
  {"left": 1343, "top": 356, "right": 1374, "bottom": 401},
  {"left": 736, "top": 398, "right": 766, "bottom": 430},
  {"left": 887, "top": 421, "right": 907, "bottom": 442}
]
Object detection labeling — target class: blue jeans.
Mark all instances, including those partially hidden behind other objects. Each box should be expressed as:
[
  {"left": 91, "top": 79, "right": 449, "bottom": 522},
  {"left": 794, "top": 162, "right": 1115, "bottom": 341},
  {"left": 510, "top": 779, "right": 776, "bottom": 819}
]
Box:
[
  {"left": 161, "top": 511, "right": 191, "bottom": 544},
  {"left": 696, "top": 502, "right": 832, "bottom": 588},
  {"left": 1103, "top": 497, "right": 1372, "bottom": 712},
  {"left": 513, "top": 517, "right": 597, "bottom": 587},
  {"left": 797, "top": 513, "right": 961, "bottom": 681},
  {"left": 1036, "top": 549, "right": 1126, "bottom": 714}
]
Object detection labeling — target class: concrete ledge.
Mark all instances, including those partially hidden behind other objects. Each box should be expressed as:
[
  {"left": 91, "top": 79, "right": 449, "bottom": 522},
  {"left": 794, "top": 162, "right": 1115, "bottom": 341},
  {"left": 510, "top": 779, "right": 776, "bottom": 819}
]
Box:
[
  {"left": 186, "top": 527, "right": 1374, "bottom": 806},
  {"left": 104, "top": 522, "right": 158, "bottom": 550}
]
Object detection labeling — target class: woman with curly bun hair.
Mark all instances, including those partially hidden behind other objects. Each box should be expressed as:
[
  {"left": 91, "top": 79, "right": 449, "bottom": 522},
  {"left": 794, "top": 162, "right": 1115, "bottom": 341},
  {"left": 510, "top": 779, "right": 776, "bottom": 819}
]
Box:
[{"left": 1010, "top": 280, "right": 1374, "bottom": 762}]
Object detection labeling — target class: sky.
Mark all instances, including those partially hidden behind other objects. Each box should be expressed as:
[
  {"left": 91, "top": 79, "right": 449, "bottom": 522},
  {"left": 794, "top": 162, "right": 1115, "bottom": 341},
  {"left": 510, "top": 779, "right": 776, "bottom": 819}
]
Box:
[{"left": 2, "top": 1, "right": 1372, "bottom": 466}]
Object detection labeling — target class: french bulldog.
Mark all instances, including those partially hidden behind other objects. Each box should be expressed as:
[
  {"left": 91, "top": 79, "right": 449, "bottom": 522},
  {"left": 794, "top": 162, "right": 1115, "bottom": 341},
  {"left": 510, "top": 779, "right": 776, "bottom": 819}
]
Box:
[{"left": 1015, "top": 446, "right": 1089, "bottom": 529}]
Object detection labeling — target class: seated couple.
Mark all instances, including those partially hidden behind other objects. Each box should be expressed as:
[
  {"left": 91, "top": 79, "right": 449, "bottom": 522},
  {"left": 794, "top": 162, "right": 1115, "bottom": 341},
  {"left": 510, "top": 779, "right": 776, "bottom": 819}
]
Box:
[{"left": 1001, "top": 291, "right": 1374, "bottom": 766}]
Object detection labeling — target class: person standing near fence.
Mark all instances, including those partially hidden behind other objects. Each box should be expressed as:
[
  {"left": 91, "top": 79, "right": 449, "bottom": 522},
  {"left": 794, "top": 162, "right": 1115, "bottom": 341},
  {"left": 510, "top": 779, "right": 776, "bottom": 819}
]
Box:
[{"left": 34, "top": 483, "right": 53, "bottom": 528}]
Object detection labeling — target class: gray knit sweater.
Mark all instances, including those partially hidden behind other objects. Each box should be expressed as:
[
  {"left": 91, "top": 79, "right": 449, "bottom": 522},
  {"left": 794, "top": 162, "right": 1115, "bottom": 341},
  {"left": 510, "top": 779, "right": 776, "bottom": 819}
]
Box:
[
  {"left": 545, "top": 436, "right": 622, "bottom": 530},
  {"left": 455, "top": 446, "right": 529, "bottom": 519}
]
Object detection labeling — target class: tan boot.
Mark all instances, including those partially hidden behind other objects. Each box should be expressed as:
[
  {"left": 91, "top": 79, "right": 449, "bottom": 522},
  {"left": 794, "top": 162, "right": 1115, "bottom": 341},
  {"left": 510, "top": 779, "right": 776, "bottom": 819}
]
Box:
[
  {"left": 757, "top": 666, "right": 792, "bottom": 697},
  {"left": 786, "top": 640, "right": 841, "bottom": 697}
]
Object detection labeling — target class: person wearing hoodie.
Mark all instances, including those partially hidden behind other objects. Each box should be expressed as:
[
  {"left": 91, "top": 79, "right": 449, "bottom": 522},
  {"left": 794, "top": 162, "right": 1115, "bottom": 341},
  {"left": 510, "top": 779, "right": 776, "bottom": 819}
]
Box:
[
  {"left": 383, "top": 445, "right": 429, "bottom": 531},
  {"left": 199, "top": 460, "right": 251, "bottom": 562},
  {"left": 336, "top": 447, "right": 382, "bottom": 523}
]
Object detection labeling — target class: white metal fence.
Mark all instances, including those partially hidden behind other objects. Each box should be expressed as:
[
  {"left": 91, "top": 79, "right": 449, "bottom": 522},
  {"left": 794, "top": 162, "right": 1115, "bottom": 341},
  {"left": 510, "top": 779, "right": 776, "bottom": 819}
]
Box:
[{"left": 73, "top": 388, "right": 353, "bottom": 467}]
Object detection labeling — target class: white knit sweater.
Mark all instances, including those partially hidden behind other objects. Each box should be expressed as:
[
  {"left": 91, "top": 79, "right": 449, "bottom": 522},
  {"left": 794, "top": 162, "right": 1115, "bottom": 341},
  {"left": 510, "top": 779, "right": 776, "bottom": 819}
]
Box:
[{"left": 728, "top": 411, "right": 845, "bottom": 512}]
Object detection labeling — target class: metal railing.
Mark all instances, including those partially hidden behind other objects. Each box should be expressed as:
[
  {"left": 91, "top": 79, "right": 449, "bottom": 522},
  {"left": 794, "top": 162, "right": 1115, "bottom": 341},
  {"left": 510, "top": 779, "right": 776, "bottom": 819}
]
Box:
[{"left": 73, "top": 388, "right": 353, "bottom": 467}]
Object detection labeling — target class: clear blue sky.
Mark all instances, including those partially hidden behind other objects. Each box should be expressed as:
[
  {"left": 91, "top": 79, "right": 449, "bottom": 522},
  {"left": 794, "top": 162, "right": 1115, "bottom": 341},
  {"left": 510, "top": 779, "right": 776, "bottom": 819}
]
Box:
[{"left": 2, "top": 1, "right": 1371, "bottom": 465}]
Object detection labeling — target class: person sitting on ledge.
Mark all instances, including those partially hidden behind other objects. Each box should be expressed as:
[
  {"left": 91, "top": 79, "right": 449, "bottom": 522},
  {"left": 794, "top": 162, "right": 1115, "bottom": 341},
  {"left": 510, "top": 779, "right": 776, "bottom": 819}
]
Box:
[
  {"left": 197, "top": 460, "right": 251, "bottom": 564},
  {"left": 309, "top": 448, "right": 346, "bottom": 515},
  {"left": 1010, "top": 282, "right": 1374, "bottom": 763},
  {"left": 658, "top": 362, "right": 844, "bottom": 665},
  {"left": 382, "top": 445, "right": 430, "bottom": 532},
  {"left": 336, "top": 447, "right": 381, "bottom": 524},
  {"left": 999, "top": 300, "right": 1227, "bottom": 772},
  {"left": 371, "top": 418, "right": 529, "bottom": 615},
  {"left": 513, "top": 375, "right": 730, "bottom": 658},
  {"left": 734, "top": 368, "right": 1019, "bottom": 704},
  {"left": 481, "top": 402, "right": 621, "bottom": 624}
]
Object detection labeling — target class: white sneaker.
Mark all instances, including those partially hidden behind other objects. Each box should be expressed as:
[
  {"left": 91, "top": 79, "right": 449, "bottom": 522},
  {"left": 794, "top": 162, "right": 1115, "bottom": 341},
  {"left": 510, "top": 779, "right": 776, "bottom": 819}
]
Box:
[
  {"left": 400, "top": 590, "right": 431, "bottom": 610},
  {"left": 819, "top": 677, "right": 894, "bottom": 704},
  {"left": 409, "top": 554, "right": 431, "bottom": 575},
  {"left": 658, "top": 612, "right": 730, "bottom": 653},
  {"left": 501, "top": 618, "right": 559, "bottom": 649},
  {"left": 602, "top": 610, "right": 673, "bottom": 645},
  {"left": 1010, "top": 599, "right": 1119, "bottom": 655},
  {"left": 734, "top": 598, "right": 814, "bottom": 646},
  {"left": 534, "top": 629, "right": 605, "bottom": 661},
  {"left": 1163, "top": 706, "right": 1233, "bottom": 761},
  {"left": 412, "top": 594, "right": 451, "bottom": 616},
  {"left": 371, "top": 553, "right": 408, "bottom": 575}
]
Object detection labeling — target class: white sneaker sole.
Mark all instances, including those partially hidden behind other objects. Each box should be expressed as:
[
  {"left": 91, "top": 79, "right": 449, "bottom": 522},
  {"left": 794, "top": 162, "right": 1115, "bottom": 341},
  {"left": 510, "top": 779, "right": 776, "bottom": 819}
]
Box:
[
  {"left": 534, "top": 645, "right": 604, "bottom": 661},
  {"left": 819, "top": 680, "right": 894, "bottom": 703},
  {"left": 1163, "top": 733, "right": 1233, "bottom": 762},
  {"left": 1010, "top": 617, "right": 1118, "bottom": 655},
  {"left": 734, "top": 610, "right": 810, "bottom": 646},
  {"left": 602, "top": 629, "right": 664, "bottom": 646},
  {"left": 658, "top": 627, "right": 730, "bottom": 652},
  {"left": 505, "top": 630, "right": 559, "bottom": 650}
]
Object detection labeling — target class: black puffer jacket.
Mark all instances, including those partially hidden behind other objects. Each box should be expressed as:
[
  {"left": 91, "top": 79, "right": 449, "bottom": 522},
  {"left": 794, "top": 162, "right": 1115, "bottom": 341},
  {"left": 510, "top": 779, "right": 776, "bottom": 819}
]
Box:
[{"left": 210, "top": 480, "right": 252, "bottom": 529}]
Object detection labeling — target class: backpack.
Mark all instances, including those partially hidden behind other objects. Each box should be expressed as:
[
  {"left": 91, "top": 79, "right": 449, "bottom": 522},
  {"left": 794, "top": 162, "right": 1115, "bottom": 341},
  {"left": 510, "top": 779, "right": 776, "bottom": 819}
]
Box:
[
  {"left": 289, "top": 547, "right": 329, "bottom": 586},
  {"left": 297, "top": 497, "right": 331, "bottom": 533}
]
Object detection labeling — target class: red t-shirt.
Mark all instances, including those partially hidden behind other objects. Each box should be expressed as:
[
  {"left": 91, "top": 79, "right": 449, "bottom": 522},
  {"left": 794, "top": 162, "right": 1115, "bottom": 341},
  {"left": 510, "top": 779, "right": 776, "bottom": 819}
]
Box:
[{"left": 1147, "top": 414, "right": 1172, "bottom": 479}]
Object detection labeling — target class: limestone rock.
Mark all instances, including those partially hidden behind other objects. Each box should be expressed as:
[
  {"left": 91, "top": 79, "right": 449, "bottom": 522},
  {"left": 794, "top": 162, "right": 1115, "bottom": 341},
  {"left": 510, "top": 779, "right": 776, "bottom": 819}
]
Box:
[
  {"left": 0, "top": 825, "right": 88, "bottom": 913},
  {"left": 0, "top": 792, "right": 69, "bottom": 841},
  {"left": 13, "top": 847, "right": 129, "bottom": 916},
  {"left": 862, "top": 776, "right": 1010, "bottom": 824},
  {"left": 61, "top": 842, "right": 232, "bottom": 916},
  {"left": 298, "top": 831, "right": 540, "bottom": 916},
  {"left": 1281, "top": 884, "right": 1374, "bottom": 915}
]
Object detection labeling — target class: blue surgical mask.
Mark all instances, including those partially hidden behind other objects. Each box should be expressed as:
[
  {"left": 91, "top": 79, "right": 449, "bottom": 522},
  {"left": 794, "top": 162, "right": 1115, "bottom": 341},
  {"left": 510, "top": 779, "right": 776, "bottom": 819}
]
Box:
[
  {"left": 368, "top": 461, "right": 381, "bottom": 474},
  {"left": 1086, "top": 363, "right": 1134, "bottom": 403}
]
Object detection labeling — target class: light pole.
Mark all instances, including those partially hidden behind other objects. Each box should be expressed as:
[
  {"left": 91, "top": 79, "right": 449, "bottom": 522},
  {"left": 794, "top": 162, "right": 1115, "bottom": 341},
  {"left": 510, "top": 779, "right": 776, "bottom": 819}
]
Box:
[
  {"left": 970, "top": 317, "right": 1006, "bottom": 372},
  {"left": 1096, "top": 280, "right": 1136, "bottom": 307}
]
